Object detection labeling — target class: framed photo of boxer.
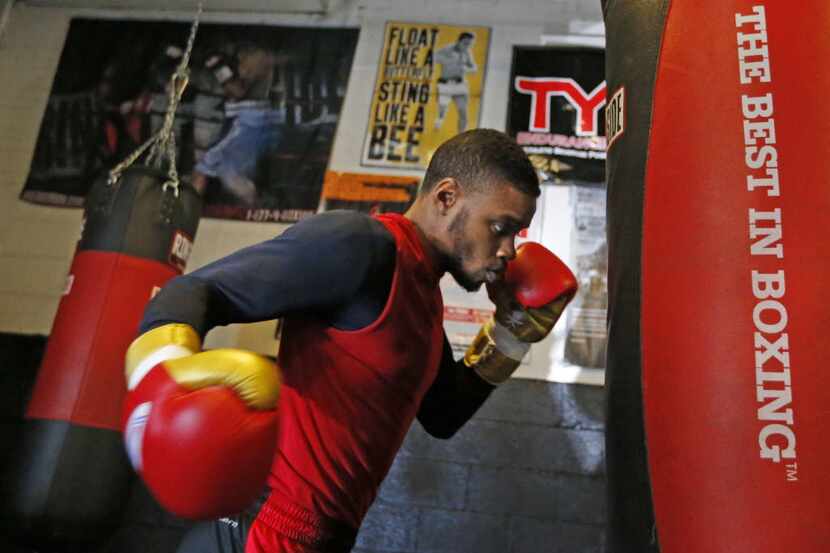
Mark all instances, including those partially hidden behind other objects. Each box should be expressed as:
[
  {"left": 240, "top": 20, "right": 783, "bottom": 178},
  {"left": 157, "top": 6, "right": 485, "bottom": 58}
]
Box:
[
  {"left": 507, "top": 46, "right": 606, "bottom": 185},
  {"left": 20, "top": 18, "right": 358, "bottom": 223},
  {"left": 361, "top": 21, "right": 490, "bottom": 170}
]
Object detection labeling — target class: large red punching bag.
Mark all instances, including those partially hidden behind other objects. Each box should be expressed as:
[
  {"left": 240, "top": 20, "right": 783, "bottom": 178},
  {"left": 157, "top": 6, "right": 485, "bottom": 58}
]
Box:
[
  {"left": 604, "top": 0, "right": 830, "bottom": 551},
  {"left": 1, "top": 167, "right": 200, "bottom": 547}
]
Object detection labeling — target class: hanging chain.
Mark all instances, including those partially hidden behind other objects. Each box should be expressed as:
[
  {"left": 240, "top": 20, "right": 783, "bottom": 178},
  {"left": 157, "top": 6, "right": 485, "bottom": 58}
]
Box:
[
  {"left": 109, "top": 3, "right": 203, "bottom": 196},
  {"left": 107, "top": 134, "right": 156, "bottom": 186}
]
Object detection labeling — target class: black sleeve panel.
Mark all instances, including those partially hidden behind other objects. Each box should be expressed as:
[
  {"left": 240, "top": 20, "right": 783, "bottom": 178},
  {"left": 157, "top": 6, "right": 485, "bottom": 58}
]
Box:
[
  {"left": 416, "top": 334, "right": 496, "bottom": 439},
  {"left": 139, "top": 211, "right": 396, "bottom": 337}
]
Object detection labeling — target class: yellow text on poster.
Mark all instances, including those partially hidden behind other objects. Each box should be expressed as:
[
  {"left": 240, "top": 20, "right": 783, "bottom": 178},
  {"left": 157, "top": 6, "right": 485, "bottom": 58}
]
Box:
[{"left": 362, "top": 22, "right": 490, "bottom": 169}]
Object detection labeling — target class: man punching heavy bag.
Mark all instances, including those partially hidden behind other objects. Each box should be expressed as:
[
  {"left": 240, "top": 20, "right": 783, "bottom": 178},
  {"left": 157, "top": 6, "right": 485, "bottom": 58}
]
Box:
[{"left": 604, "top": 1, "right": 830, "bottom": 551}]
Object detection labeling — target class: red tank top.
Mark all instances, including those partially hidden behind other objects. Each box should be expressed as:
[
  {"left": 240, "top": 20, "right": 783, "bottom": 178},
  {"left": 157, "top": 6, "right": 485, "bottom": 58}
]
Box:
[{"left": 267, "top": 214, "right": 445, "bottom": 529}]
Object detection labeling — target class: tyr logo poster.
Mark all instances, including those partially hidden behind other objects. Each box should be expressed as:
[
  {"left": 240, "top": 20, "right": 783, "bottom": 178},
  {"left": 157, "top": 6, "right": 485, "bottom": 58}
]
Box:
[{"left": 507, "top": 46, "right": 606, "bottom": 184}]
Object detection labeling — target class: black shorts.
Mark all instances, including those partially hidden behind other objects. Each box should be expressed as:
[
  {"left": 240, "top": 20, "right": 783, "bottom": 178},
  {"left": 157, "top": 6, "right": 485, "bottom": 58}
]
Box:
[
  {"left": 176, "top": 495, "right": 264, "bottom": 553},
  {"left": 175, "top": 492, "right": 357, "bottom": 553}
]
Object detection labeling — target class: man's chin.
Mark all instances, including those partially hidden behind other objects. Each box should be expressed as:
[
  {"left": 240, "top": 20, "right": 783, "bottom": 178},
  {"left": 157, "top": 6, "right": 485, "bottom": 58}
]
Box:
[{"left": 450, "top": 270, "right": 484, "bottom": 292}]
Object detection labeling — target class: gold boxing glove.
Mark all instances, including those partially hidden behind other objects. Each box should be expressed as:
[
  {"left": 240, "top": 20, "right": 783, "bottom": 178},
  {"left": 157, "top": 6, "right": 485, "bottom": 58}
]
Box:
[
  {"left": 464, "top": 242, "right": 578, "bottom": 385},
  {"left": 124, "top": 323, "right": 280, "bottom": 409}
]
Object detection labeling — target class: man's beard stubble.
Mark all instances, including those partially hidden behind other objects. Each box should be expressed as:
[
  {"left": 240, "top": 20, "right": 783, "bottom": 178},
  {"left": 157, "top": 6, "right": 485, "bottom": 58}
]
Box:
[{"left": 445, "top": 207, "right": 482, "bottom": 292}]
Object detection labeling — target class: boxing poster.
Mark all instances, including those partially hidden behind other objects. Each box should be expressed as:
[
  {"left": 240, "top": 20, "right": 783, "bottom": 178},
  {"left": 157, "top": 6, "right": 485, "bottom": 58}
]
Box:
[
  {"left": 319, "top": 171, "right": 419, "bottom": 214},
  {"left": 507, "top": 46, "right": 606, "bottom": 185},
  {"left": 361, "top": 21, "right": 490, "bottom": 169},
  {"left": 20, "top": 18, "right": 358, "bottom": 223}
]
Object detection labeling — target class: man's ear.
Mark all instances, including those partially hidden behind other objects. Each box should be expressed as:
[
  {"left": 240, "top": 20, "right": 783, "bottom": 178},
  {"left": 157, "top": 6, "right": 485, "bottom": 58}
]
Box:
[{"left": 432, "top": 178, "right": 462, "bottom": 215}]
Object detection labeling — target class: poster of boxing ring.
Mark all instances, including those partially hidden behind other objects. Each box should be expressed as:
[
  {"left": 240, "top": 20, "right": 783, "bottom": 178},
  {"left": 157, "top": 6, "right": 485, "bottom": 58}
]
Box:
[{"left": 19, "top": 18, "right": 358, "bottom": 223}]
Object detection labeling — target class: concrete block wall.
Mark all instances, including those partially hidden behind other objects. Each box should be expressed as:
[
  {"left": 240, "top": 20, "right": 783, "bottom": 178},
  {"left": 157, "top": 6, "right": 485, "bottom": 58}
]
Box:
[
  {"left": 0, "top": 7, "right": 77, "bottom": 334},
  {"left": 354, "top": 380, "right": 606, "bottom": 553}
]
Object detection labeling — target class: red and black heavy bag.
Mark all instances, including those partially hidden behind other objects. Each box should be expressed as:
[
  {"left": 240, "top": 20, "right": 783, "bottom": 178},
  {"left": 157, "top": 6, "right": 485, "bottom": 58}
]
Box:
[
  {"left": 603, "top": 1, "right": 830, "bottom": 551},
  {"left": 1, "top": 167, "right": 200, "bottom": 547}
]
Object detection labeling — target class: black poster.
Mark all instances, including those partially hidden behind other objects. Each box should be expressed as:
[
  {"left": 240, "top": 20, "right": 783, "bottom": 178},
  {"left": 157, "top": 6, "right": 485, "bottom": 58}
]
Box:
[
  {"left": 21, "top": 18, "right": 359, "bottom": 223},
  {"left": 507, "top": 46, "right": 606, "bottom": 184}
]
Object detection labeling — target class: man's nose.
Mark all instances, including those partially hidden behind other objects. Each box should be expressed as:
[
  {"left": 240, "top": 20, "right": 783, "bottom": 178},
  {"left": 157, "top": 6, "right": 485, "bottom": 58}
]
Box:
[{"left": 497, "top": 236, "right": 517, "bottom": 261}]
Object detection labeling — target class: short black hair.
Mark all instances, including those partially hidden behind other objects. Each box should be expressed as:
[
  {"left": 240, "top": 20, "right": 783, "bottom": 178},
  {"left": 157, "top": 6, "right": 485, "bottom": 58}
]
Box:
[
  {"left": 420, "top": 129, "right": 540, "bottom": 198},
  {"left": 458, "top": 32, "right": 475, "bottom": 42}
]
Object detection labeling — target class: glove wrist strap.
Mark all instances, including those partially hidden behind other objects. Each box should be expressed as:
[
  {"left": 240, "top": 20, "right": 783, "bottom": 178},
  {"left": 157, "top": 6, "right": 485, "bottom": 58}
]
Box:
[
  {"left": 464, "top": 318, "right": 530, "bottom": 385},
  {"left": 490, "top": 319, "right": 531, "bottom": 360},
  {"left": 125, "top": 323, "right": 201, "bottom": 390}
]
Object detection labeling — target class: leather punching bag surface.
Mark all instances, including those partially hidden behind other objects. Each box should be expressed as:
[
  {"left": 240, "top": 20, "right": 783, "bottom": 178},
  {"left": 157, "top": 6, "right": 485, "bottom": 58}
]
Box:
[
  {"left": 1, "top": 167, "right": 200, "bottom": 547},
  {"left": 604, "top": 1, "right": 830, "bottom": 551}
]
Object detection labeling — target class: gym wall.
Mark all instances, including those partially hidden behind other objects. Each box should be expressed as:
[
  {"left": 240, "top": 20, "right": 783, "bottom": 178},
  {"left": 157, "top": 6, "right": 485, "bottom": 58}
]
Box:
[{"left": 0, "top": 0, "right": 604, "bottom": 344}]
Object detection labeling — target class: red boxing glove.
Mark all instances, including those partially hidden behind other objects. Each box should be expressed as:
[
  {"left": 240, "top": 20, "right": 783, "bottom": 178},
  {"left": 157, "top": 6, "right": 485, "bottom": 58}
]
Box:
[
  {"left": 465, "top": 242, "right": 578, "bottom": 384},
  {"left": 122, "top": 324, "right": 281, "bottom": 520},
  {"left": 504, "top": 241, "right": 579, "bottom": 311}
]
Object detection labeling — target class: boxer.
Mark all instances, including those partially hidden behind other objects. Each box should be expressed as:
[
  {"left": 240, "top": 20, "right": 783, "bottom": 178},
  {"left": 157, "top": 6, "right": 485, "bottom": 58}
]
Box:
[{"left": 123, "top": 129, "right": 577, "bottom": 552}]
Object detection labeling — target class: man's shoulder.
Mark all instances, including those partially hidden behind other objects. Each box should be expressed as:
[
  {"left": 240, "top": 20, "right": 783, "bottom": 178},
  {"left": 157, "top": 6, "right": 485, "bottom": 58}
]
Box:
[{"left": 291, "top": 210, "right": 395, "bottom": 250}]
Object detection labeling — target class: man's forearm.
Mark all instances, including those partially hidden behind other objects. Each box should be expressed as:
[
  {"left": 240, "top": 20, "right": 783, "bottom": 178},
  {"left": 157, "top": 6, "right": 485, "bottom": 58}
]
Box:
[{"left": 416, "top": 341, "right": 495, "bottom": 439}]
